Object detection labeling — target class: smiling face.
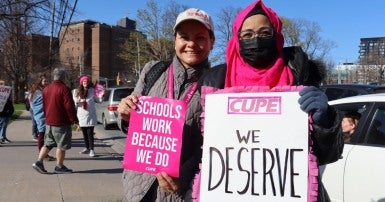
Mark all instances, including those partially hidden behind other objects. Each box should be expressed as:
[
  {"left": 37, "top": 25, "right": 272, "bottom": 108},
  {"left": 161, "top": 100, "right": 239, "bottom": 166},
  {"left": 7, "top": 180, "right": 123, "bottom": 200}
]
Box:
[
  {"left": 174, "top": 20, "right": 215, "bottom": 68},
  {"left": 82, "top": 79, "right": 89, "bottom": 89}
]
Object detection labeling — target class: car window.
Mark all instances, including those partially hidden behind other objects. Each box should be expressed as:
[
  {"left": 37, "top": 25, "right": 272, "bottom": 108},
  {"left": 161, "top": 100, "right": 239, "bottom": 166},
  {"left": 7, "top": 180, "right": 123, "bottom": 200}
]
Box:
[
  {"left": 366, "top": 107, "right": 385, "bottom": 146},
  {"left": 112, "top": 89, "right": 132, "bottom": 102},
  {"left": 333, "top": 102, "right": 369, "bottom": 144},
  {"left": 103, "top": 90, "right": 111, "bottom": 102}
]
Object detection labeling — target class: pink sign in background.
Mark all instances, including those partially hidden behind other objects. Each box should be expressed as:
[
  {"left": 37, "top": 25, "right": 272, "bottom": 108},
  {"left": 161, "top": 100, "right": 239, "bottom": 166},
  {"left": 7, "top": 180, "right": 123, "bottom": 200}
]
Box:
[
  {"left": 94, "top": 83, "right": 105, "bottom": 99},
  {"left": 122, "top": 96, "right": 186, "bottom": 177}
]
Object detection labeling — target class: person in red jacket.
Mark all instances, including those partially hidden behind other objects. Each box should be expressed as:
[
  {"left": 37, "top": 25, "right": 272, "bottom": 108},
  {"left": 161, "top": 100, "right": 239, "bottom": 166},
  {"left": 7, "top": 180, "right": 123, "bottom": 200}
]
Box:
[{"left": 32, "top": 68, "right": 79, "bottom": 174}]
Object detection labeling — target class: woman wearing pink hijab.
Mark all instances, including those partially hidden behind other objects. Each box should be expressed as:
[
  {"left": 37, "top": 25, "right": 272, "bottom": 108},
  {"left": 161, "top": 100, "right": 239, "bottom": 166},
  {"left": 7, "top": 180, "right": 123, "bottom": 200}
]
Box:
[{"left": 194, "top": 1, "right": 343, "bottom": 201}]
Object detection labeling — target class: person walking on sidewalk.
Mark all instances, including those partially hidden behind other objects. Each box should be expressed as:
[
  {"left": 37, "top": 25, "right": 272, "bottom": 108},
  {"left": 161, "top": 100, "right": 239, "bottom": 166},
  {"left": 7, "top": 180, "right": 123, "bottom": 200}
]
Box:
[
  {"left": 29, "top": 75, "right": 55, "bottom": 161},
  {"left": 26, "top": 91, "right": 38, "bottom": 141},
  {"left": 32, "top": 68, "right": 79, "bottom": 174},
  {"left": 73, "top": 75, "right": 97, "bottom": 157},
  {"left": 0, "top": 94, "right": 14, "bottom": 144}
]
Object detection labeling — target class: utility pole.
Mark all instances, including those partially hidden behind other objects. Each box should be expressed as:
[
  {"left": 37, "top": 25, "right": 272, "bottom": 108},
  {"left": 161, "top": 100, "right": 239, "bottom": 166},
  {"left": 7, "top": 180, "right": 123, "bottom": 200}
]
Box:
[
  {"left": 137, "top": 37, "right": 140, "bottom": 77},
  {"left": 49, "top": 1, "right": 55, "bottom": 72}
]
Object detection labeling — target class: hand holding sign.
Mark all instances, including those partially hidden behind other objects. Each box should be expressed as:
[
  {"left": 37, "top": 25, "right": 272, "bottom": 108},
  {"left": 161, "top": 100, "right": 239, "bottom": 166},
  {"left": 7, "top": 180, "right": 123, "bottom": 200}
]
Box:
[
  {"left": 157, "top": 172, "right": 181, "bottom": 193},
  {"left": 117, "top": 95, "right": 139, "bottom": 122}
]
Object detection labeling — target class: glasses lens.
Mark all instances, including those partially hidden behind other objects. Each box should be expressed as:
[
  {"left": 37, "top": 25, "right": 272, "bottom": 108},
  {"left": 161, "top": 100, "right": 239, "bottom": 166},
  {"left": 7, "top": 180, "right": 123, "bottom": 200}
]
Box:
[
  {"left": 238, "top": 27, "right": 274, "bottom": 40},
  {"left": 257, "top": 27, "right": 273, "bottom": 38},
  {"left": 239, "top": 30, "right": 254, "bottom": 40}
]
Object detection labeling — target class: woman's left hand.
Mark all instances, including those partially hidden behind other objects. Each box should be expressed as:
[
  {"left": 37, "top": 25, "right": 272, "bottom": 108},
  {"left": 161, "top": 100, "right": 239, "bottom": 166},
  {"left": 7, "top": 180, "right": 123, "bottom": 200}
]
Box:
[{"left": 156, "top": 172, "right": 180, "bottom": 194}]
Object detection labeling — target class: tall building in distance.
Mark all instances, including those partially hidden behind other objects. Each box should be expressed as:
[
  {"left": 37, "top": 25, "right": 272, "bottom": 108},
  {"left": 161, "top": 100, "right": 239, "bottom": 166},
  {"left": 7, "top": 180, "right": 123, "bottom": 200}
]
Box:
[
  {"left": 358, "top": 37, "right": 385, "bottom": 64},
  {"left": 59, "top": 17, "right": 137, "bottom": 87},
  {"left": 328, "top": 37, "right": 385, "bottom": 85}
]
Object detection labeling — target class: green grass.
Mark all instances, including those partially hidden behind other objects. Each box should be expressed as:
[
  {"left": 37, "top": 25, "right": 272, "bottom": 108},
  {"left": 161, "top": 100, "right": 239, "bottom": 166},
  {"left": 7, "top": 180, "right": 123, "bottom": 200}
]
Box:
[
  {"left": 9, "top": 103, "right": 25, "bottom": 123},
  {"left": 13, "top": 103, "right": 26, "bottom": 111}
]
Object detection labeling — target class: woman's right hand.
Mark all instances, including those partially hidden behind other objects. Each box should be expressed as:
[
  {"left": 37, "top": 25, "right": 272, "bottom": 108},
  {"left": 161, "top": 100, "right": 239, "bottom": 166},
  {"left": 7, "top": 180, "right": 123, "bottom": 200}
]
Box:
[{"left": 117, "top": 95, "right": 138, "bottom": 122}]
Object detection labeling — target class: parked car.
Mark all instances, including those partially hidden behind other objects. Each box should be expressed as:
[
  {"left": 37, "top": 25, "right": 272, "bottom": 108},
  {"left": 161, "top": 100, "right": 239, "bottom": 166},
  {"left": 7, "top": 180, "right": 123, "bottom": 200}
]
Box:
[
  {"left": 95, "top": 86, "right": 133, "bottom": 129},
  {"left": 320, "top": 93, "right": 385, "bottom": 202},
  {"left": 320, "top": 84, "right": 385, "bottom": 101}
]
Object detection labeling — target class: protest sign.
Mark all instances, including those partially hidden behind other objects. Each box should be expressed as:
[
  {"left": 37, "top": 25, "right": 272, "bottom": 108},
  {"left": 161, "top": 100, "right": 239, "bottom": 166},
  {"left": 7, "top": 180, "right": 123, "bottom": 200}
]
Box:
[
  {"left": 200, "top": 91, "right": 308, "bottom": 202},
  {"left": 0, "top": 86, "right": 12, "bottom": 112},
  {"left": 94, "top": 83, "right": 105, "bottom": 99},
  {"left": 122, "top": 96, "right": 186, "bottom": 177}
]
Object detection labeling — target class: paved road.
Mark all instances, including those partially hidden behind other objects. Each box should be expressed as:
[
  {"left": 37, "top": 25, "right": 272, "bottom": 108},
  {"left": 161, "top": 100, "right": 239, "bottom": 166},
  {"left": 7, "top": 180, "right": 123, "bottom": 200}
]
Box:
[{"left": 0, "top": 110, "right": 128, "bottom": 202}]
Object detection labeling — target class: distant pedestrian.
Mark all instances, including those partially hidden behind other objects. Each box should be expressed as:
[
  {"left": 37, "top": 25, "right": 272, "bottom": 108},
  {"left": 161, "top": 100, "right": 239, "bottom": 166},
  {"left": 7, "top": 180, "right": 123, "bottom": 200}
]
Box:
[
  {"left": 32, "top": 68, "right": 78, "bottom": 174},
  {"left": 26, "top": 91, "right": 38, "bottom": 140},
  {"left": 0, "top": 91, "right": 14, "bottom": 144},
  {"left": 29, "top": 75, "right": 55, "bottom": 161},
  {"left": 73, "top": 75, "right": 97, "bottom": 157}
]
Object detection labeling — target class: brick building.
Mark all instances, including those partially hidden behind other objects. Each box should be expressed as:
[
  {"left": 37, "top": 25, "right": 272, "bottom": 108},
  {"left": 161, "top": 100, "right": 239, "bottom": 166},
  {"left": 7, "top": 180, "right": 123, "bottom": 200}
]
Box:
[
  {"left": 59, "top": 17, "right": 137, "bottom": 87},
  {"left": 26, "top": 34, "right": 57, "bottom": 76}
]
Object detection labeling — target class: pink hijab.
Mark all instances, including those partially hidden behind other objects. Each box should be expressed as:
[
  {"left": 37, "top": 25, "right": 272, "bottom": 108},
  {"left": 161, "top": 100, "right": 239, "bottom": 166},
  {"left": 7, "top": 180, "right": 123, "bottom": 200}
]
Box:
[{"left": 225, "top": 0, "right": 294, "bottom": 88}]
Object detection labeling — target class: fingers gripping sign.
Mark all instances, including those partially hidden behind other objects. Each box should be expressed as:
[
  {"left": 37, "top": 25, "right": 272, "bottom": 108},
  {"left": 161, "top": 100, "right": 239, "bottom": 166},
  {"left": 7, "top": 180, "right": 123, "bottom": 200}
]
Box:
[
  {"left": 118, "top": 95, "right": 139, "bottom": 121},
  {"left": 157, "top": 171, "right": 180, "bottom": 193}
]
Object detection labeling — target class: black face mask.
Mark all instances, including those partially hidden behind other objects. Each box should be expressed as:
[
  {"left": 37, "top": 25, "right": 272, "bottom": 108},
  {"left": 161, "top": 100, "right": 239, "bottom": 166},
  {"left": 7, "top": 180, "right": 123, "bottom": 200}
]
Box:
[{"left": 239, "top": 36, "right": 277, "bottom": 68}]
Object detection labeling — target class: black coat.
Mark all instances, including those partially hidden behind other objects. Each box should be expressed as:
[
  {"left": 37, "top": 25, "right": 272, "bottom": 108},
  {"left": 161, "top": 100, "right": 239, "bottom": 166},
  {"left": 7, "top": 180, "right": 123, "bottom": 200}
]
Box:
[
  {"left": 199, "top": 46, "right": 343, "bottom": 202},
  {"left": 0, "top": 98, "right": 14, "bottom": 118}
]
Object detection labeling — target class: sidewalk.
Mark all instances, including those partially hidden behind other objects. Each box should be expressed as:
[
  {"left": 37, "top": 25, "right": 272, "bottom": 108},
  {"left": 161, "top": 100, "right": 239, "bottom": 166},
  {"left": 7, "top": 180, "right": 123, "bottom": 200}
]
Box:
[{"left": 0, "top": 110, "right": 128, "bottom": 202}]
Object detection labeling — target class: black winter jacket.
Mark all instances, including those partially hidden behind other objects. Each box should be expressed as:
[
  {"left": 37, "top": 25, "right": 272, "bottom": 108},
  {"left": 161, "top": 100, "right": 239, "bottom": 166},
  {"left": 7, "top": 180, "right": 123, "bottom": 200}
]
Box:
[
  {"left": 199, "top": 46, "right": 343, "bottom": 202},
  {"left": 0, "top": 98, "right": 14, "bottom": 117}
]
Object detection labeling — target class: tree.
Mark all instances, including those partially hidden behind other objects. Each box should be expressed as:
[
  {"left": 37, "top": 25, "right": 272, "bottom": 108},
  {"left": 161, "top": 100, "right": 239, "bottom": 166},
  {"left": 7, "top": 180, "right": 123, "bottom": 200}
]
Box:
[
  {"left": 281, "top": 17, "right": 336, "bottom": 83},
  {"left": 0, "top": 0, "right": 78, "bottom": 102},
  {"left": 281, "top": 17, "right": 336, "bottom": 62},
  {"left": 117, "top": 31, "right": 150, "bottom": 83},
  {"left": 212, "top": 6, "right": 241, "bottom": 65},
  {"left": 136, "top": 0, "right": 185, "bottom": 62},
  {"left": 1, "top": 0, "right": 37, "bottom": 102}
]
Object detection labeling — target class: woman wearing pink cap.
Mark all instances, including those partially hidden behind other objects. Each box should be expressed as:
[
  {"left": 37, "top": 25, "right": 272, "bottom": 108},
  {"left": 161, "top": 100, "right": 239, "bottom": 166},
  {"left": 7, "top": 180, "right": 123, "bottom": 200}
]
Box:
[
  {"left": 118, "top": 7, "right": 215, "bottom": 202},
  {"left": 73, "top": 75, "right": 98, "bottom": 157}
]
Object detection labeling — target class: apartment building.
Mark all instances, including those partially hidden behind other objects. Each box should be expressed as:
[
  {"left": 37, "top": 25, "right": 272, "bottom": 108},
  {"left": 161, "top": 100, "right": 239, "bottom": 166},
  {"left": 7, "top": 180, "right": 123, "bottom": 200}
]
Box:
[
  {"left": 59, "top": 17, "right": 136, "bottom": 86},
  {"left": 359, "top": 37, "right": 385, "bottom": 64}
]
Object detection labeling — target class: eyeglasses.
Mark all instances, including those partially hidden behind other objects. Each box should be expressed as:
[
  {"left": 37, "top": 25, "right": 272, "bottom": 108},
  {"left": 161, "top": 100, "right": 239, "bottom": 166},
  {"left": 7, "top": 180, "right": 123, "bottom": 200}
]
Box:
[{"left": 238, "top": 27, "right": 274, "bottom": 40}]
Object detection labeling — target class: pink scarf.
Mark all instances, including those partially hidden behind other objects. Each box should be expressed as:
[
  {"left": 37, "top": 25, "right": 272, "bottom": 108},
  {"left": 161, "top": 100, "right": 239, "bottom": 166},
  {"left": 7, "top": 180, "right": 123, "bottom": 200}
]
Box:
[{"left": 225, "top": 0, "right": 293, "bottom": 88}]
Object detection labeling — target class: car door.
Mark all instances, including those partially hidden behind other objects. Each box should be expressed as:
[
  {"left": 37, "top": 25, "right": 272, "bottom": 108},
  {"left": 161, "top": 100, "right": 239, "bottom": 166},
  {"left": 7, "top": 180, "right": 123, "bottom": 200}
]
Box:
[
  {"left": 95, "top": 89, "right": 111, "bottom": 123},
  {"left": 320, "top": 102, "right": 372, "bottom": 202},
  {"left": 343, "top": 103, "right": 385, "bottom": 202}
]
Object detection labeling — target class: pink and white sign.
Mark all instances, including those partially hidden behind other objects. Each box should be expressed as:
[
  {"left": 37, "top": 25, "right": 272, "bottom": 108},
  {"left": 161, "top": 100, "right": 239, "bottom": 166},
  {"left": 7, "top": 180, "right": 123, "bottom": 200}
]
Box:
[
  {"left": 200, "top": 91, "right": 308, "bottom": 202},
  {"left": 94, "top": 83, "right": 105, "bottom": 99},
  {"left": 0, "top": 86, "right": 12, "bottom": 112},
  {"left": 122, "top": 96, "right": 187, "bottom": 177}
]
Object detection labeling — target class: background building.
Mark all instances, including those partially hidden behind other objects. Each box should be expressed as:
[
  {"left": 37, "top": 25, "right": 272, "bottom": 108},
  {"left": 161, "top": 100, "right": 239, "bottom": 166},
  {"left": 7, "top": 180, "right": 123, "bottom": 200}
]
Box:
[
  {"left": 59, "top": 17, "right": 137, "bottom": 88},
  {"left": 327, "top": 37, "right": 385, "bottom": 85},
  {"left": 359, "top": 37, "right": 385, "bottom": 64}
]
